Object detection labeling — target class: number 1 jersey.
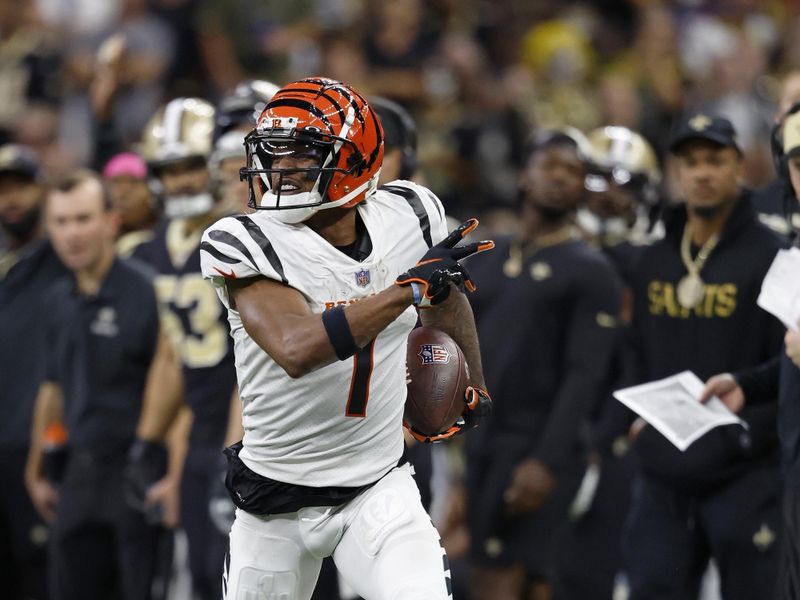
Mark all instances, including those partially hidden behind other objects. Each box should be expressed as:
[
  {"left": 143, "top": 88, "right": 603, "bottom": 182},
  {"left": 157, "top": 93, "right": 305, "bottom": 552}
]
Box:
[{"left": 200, "top": 182, "right": 447, "bottom": 487}]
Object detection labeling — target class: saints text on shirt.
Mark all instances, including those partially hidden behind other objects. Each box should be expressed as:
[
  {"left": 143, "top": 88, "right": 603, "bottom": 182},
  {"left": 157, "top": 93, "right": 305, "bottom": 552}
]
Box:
[{"left": 647, "top": 280, "right": 737, "bottom": 319}]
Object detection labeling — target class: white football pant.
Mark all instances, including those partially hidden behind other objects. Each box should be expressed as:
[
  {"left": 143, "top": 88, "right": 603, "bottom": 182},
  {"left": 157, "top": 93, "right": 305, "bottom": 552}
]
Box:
[{"left": 223, "top": 464, "right": 452, "bottom": 600}]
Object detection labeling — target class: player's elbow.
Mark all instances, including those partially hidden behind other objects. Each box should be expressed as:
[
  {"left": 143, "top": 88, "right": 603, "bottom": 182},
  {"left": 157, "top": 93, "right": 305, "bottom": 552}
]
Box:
[
  {"left": 273, "top": 343, "right": 317, "bottom": 379},
  {"left": 280, "top": 361, "right": 308, "bottom": 379}
]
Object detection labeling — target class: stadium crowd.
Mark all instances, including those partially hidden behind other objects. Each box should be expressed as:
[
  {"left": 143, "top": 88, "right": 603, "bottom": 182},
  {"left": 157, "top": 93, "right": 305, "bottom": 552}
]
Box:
[{"left": 1, "top": 1, "right": 800, "bottom": 599}]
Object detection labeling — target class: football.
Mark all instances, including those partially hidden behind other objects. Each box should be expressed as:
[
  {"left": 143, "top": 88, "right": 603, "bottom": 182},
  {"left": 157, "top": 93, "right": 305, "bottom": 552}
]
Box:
[{"left": 405, "top": 327, "right": 469, "bottom": 436}]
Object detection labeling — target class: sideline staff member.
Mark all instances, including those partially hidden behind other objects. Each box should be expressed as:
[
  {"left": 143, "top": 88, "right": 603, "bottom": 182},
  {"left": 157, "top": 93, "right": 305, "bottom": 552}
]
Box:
[
  {"left": 703, "top": 107, "right": 800, "bottom": 599},
  {"left": 623, "top": 115, "right": 785, "bottom": 600},
  {"left": 0, "top": 145, "right": 64, "bottom": 600},
  {"left": 25, "top": 171, "right": 171, "bottom": 600},
  {"left": 465, "top": 130, "right": 622, "bottom": 600}
]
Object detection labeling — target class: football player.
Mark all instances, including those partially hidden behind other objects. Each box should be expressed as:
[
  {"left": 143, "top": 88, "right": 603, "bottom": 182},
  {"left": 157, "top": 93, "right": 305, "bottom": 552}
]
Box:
[
  {"left": 464, "top": 129, "right": 623, "bottom": 600},
  {"left": 131, "top": 97, "right": 239, "bottom": 600},
  {"left": 199, "top": 77, "right": 493, "bottom": 600},
  {"left": 214, "top": 79, "right": 281, "bottom": 142},
  {"left": 580, "top": 127, "right": 662, "bottom": 243},
  {"left": 211, "top": 80, "right": 281, "bottom": 215},
  {"left": 556, "top": 126, "right": 663, "bottom": 599},
  {"left": 370, "top": 96, "right": 418, "bottom": 185}
]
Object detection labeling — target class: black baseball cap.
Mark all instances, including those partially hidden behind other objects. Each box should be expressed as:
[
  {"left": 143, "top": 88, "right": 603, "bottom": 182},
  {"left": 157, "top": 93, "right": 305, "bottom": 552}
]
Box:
[
  {"left": 668, "top": 114, "right": 742, "bottom": 155},
  {"left": 0, "top": 144, "right": 40, "bottom": 179}
]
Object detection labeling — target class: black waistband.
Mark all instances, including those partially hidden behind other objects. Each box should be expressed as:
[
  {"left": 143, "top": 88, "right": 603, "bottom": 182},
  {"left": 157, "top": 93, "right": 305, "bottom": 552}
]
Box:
[{"left": 224, "top": 441, "right": 407, "bottom": 516}]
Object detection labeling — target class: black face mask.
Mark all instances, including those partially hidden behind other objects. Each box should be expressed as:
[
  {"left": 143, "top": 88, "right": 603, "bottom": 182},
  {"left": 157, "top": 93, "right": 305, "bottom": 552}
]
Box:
[{"left": 1, "top": 204, "right": 41, "bottom": 241}]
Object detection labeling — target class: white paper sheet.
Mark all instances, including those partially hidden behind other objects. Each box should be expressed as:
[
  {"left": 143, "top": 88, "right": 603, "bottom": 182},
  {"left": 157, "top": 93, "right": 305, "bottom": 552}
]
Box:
[
  {"left": 613, "top": 371, "right": 746, "bottom": 451},
  {"left": 757, "top": 247, "right": 800, "bottom": 332}
]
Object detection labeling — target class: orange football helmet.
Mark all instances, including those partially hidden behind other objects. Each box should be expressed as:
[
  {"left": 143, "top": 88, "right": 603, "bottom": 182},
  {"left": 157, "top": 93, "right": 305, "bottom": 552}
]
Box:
[{"left": 241, "top": 77, "right": 384, "bottom": 223}]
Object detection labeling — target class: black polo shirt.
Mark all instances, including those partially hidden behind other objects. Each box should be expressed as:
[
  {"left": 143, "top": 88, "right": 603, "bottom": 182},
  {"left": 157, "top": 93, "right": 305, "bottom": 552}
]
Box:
[
  {"left": 0, "top": 239, "right": 67, "bottom": 446},
  {"left": 43, "top": 258, "right": 159, "bottom": 456}
]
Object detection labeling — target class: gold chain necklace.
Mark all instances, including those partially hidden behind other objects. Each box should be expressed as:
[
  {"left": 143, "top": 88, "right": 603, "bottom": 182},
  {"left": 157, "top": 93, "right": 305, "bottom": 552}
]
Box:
[
  {"left": 503, "top": 225, "right": 578, "bottom": 278},
  {"left": 676, "top": 223, "right": 718, "bottom": 308}
]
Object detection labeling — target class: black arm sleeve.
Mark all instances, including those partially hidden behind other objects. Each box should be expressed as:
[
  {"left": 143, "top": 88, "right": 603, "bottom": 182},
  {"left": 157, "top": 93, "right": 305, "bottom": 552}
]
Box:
[
  {"left": 42, "top": 288, "right": 60, "bottom": 384},
  {"left": 534, "top": 264, "right": 623, "bottom": 468},
  {"left": 735, "top": 355, "right": 781, "bottom": 405}
]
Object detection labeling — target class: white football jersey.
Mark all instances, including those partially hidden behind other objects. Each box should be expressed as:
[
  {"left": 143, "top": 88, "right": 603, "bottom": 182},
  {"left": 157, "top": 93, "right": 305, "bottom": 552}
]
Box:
[{"left": 200, "top": 181, "right": 448, "bottom": 487}]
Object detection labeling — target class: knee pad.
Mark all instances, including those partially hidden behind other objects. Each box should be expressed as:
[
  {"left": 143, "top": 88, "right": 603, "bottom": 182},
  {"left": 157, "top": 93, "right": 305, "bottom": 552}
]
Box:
[
  {"left": 234, "top": 567, "right": 297, "bottom": 600},
  {"left": 227, "top": 516, "right": 304, "bottom": 600}
]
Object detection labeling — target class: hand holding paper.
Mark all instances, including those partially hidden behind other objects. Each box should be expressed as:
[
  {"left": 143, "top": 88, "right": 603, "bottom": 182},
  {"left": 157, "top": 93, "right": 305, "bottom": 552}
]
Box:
[
  {"left": 614, "top": 371, "right": 746, "bottom": 451},
  {"left": 757, "top": 247, "right": 800, "bottom": 332}
]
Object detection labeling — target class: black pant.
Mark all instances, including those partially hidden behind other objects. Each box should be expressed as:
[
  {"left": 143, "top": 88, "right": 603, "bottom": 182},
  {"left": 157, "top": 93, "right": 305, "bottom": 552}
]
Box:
[
  {"left": 50, "top": 449, "right": 163, "bottom": 600},
  {"left": 467, "top": 438, "right": 582, "bottom": 581},
  {"left": 778, "top": 485, "right": 800, "bottom": 600},
  {"left": 554, "top": 452, "right": 636, "bottom": 600},
  {"left": 623, "top": 465, "right": 781, "bottom": 600},
  {"left": 0, "top": 443, "right": 49, "bottom": 600},
  {"left": 181, "top": 444, "right": 230, "bottom": 600}
]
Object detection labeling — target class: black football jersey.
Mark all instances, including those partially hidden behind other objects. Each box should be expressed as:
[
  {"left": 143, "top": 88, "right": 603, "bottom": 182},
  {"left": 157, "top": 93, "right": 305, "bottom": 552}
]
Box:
[{"left": 133, "top": 218, "right": 237, "bottom": 447}]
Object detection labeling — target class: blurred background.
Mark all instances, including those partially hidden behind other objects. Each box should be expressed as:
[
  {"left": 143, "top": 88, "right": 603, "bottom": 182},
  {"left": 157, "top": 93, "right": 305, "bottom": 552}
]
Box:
[
  {"left": 3, "top": 1, "right": 800, "bottom": 599},
  {"left": 2, "top": 0, "right": 798, "bottom": 221}
]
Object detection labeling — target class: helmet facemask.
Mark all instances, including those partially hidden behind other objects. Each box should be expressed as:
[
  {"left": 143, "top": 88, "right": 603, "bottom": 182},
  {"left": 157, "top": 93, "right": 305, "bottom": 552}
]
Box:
[{"left": 240, "top": 78, "right": 384, "bottom": 224}]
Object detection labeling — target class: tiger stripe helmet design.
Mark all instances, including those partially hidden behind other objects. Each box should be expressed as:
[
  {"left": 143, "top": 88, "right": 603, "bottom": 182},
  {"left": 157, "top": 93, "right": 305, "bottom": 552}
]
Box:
[{"left": 241, "top": 77, "right": 384, "bottom": 223}]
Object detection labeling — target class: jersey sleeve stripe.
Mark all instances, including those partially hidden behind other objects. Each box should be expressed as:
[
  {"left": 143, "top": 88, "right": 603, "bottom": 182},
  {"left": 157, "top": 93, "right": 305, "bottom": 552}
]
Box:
[
  {"left": 199, "top": 240, "right": 243, "bottom": 265},
  {"left": 381, "top": 184, "right": 432, "bottom": 248},
  {"left": 207, "top": 229, "right": 259, "bottom": 271},
  {"left": 233, "top": 216, "right": 289, "bottom": 285},
  {"left": 424, "top": 189, "right": 445, "bottom": 221}
]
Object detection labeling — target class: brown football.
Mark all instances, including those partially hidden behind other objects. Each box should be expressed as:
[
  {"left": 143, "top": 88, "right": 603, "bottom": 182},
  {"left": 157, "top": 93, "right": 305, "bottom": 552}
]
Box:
[{"left": 405, "top": 326, "right": 469, "bottom": 436}]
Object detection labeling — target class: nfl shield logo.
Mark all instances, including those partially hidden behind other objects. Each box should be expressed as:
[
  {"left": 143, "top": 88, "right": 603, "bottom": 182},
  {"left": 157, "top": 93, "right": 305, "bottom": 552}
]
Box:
[
  {"left": 418, "top": 344, "right": 451, "bottom": 365},
  {"left": 355, "top": 268, "right": 371, "bottom": 287}
]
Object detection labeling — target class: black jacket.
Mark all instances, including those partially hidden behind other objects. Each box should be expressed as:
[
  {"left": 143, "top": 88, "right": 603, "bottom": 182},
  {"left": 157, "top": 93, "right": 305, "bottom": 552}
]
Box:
[
  {"left": 628, "top": 190, "right": 785, "bottom": 492},
  {"left": 736, "top": 232, "right": 800, "bottom": 487}
]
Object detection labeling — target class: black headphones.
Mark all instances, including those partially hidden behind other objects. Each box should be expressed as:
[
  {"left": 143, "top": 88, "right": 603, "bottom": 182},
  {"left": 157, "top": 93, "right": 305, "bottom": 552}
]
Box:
[
  {"left": 369, "top": 97, "right": 418, "bottom": 180},
  {"left": 770, "top": 100, "right": 800, "bottom": 179}
]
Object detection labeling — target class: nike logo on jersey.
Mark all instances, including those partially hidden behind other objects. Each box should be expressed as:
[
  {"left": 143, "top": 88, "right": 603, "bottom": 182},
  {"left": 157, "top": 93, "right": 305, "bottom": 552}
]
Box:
[{"left": 214, "top": 267, "right": 238, "bottom": 279}]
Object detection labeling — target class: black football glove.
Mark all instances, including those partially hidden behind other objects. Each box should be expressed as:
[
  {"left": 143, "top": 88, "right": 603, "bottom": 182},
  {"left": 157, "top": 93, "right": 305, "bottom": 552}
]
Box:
[
  {"left": 396, "top": 219, "right": 494, "bottom": 308},
  {"left": 124, "top": 438, "right": 168, "bottom": 524},
  {"left": 404, "top": 386, "right": 493, "bottom": 443}
]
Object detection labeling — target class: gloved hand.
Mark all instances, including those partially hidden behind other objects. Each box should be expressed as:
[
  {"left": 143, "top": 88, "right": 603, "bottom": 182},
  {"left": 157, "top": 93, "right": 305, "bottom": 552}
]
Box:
[
  {"left": 396, "top": 219, "right": 494, "bottom": 308},
  {"left": 124, "top": 438, "right": 168, "bottom": 524},
  {"left": 405, "top": 385, "right": 493, "bottom": 443}
]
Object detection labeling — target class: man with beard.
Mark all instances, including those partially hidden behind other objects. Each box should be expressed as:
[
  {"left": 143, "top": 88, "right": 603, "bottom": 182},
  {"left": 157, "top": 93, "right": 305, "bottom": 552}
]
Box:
[
  {"left": 622, "top": 115, "right": 784, "bottom": 600},
  {"left": 464, "top": 129, "right": 623, "bottom": 600},
  {"left": 0, "top": 144, "right": 66, "bottom": 599}
]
